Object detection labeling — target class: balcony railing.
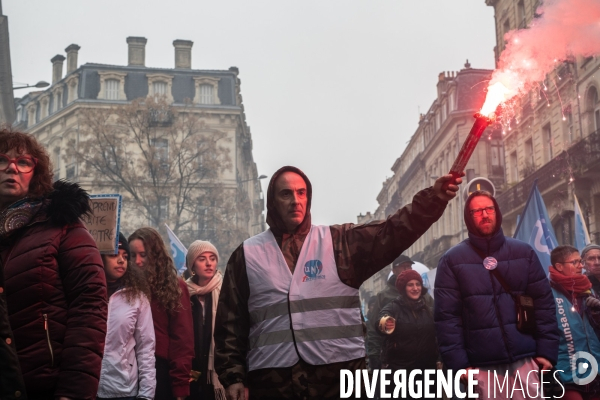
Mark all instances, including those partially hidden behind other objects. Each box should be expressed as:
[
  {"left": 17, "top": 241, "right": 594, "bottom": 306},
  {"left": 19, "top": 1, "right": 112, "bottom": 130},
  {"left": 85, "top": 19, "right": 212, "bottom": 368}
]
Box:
[
  {"left": 497, "top": 129, "right": 600, "bottom": 213},
  {"left": 148, "top": 109, "right": 173, "bottom": 127}
]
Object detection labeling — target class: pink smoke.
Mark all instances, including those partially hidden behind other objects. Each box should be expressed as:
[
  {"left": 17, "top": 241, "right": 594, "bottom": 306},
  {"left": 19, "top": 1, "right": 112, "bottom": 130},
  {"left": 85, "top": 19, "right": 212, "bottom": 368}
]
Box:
[{"left": 481, "top": 0, "right": 600, "bottom": 117}]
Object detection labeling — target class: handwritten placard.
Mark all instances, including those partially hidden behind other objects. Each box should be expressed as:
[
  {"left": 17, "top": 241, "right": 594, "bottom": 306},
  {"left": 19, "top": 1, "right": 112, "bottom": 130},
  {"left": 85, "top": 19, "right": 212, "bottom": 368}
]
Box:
[{"left": 83, "top": 194, "right": 122, "bottom": 254}]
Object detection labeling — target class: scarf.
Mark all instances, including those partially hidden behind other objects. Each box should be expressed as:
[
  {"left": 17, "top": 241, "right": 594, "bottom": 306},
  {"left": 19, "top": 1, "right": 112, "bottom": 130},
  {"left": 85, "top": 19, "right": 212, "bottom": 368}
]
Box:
[
  {"left": 185, "top": 271, "right": 226, "bottom": 400},
  {"left": 0, "top": 198, "right": 44, "bottom": 239},
  {"left": 549, "top": 267, "right": 592, "bottom": 296}
]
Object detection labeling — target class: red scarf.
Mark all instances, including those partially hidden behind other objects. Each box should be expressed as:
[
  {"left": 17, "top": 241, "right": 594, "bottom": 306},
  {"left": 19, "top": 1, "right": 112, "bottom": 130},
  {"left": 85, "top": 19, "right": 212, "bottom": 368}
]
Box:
[{"left": 549, "top": 266, "right": 592, "bottom": 296}]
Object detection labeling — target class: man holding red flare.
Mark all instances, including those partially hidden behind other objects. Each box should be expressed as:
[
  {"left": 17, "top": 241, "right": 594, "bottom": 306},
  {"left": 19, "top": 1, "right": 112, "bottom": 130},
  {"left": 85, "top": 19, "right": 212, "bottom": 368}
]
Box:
[{"left": 215, "top": 165, "right": 462, "bottom": 400}]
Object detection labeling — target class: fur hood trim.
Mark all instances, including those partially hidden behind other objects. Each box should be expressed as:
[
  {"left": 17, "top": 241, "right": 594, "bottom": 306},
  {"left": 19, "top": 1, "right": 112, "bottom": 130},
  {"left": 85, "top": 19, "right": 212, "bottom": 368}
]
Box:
[{"left": 45, "top": 180, "right": 92, "bottom": 227}]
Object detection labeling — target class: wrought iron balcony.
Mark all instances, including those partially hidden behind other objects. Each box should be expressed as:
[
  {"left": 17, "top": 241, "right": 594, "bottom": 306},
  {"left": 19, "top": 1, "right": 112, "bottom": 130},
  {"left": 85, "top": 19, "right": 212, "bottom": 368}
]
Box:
[{"left": 497, "top": 129, "right": 600, "bottom": 213}]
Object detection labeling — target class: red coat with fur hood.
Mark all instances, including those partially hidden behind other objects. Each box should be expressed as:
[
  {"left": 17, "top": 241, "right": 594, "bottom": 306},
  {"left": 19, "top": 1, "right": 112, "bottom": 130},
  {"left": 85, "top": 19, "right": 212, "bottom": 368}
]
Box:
[{"left": 0, "top": 181, "right": 107, "bottom": 400}]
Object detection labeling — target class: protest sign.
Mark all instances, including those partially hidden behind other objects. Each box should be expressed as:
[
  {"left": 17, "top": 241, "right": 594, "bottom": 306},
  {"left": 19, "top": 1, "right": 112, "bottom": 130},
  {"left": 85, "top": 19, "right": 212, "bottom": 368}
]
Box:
[{"left": 83, "top": 194, "right": 122, "bottom": 254}]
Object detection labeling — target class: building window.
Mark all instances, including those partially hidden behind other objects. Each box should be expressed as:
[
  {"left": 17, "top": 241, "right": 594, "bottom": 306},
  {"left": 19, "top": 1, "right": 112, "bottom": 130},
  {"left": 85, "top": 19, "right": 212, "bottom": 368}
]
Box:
[
  {"left": 103, "top": 148, "right": 118, "bottom": 169},
  {"left": 518, "top": 0, "right": 526, "bottom": 28},
  {"left": 153, "top": 81, "right": 168, "bottom": 97},
  {"left": 490, "top": 139, "right": 504, "bottom": 175},
  {"left": 66, "top": 163, "right": 76, "bottom": 181},
  {"left": 586, "top": 87, "right": 600, "bottom": 134},
  {"left": 543, "top": 123, "right": 553, "bottom": 161},
  {"left": 150, "top": 196, "right": 169, "bottom": 224},
  {"left": 198, "top": 205, "right": 216, "bottom": 235},
  {"left": 52, "top": 147, "right": 60, "bottom": 181},
  {"left": 159, "top": 197, "right": 169, "bottom": 220},
  {"left": 53, "top": 90, "right": 63, "bottom": 113},
  {"left": 449, "top": 91, "right": 456, "bottom": 112},
  {"left": 106, "top": 79, "right": 120, "bottom": 100},
  {"left": 193, "top": 77, "right": 220, "bottom": 105},
  {"left": 503, "top": 19, "right": 511, "bottom": 50},
  {"left": 27, "top": 107, "right": 35, "bottom": 127},
  {"left": 510, "top": 151, "right": 518, "bottom": 183},
  {"left": 150, "top": 138, "right": 169, "bottom": 169},
  {"left": 525, "top": 138, "right": 534, "bottom": 168},
  {"left": 200, "top": 84, "right": 213, "bottom": 104},
  {"left": 553, "top": 212, "right": 574, "bottom": 246}
]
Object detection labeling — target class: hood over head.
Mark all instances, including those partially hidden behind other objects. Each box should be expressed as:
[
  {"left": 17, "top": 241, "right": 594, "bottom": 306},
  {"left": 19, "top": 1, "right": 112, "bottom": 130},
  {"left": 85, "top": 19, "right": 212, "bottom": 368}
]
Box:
[
  {"left": 464, "top": 191, "right": 503, "bottom": 238},
  {"left": 266, "top": 166, "right": 312, "bottom": 235}
]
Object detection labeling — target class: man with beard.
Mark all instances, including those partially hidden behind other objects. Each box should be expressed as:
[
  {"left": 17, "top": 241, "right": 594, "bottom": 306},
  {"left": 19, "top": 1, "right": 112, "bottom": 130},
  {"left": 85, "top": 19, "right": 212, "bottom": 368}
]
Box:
[
  {"left": 214, "top": 165, "right": 462, "bottom": 400},
  {"left": 434, "top": 190, "right": 558, "bottom": 400}
]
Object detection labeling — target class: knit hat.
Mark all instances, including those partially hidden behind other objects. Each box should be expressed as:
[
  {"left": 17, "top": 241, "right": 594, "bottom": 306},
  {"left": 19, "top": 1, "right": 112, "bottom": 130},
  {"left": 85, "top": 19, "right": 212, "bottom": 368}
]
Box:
[
  {"left": 117, "top": 232, "right": 130, "bottom": 257},
  {"left": 186, "top": 240, "right": 219, "bottom": 273},
  {"left": 395, "top": 269, "right": 423, "bottom": 293},
  {"left": 582, "top": 244, "right": 600, "bottom": 260}
]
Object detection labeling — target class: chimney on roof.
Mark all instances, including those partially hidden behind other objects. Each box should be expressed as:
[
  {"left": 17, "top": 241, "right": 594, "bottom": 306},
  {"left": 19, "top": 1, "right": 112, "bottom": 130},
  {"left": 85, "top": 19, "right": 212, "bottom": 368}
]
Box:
[
  {"left": 173, "top": 40, "right": 193, "bottom": 69},
  {"left": 51, "top": 54, "right": 65, "bottom": 84},
  {"left": 65, "top": 44, "right": 80, "bottom": 74},
  {"left": 127, "top": 36, "right": 147, "bottom": 67}
]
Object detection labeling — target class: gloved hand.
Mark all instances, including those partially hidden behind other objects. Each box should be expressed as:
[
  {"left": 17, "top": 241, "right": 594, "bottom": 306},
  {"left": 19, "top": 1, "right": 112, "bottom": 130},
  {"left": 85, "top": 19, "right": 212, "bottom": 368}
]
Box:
[{"left": 586, "top": 296, "right": 600, "bottom": 310}]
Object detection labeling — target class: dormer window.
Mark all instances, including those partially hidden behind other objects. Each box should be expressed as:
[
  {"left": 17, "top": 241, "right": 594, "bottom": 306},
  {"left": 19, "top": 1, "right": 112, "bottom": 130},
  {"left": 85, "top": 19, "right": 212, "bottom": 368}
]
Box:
[
  {"left": 193, "top": 77, "right": 220, "bottom": 105},
  {"left": 98, "top": 71, "right": 126, "bottom": 101},
  {"left": 153, "top": 81, "right": 167, "bottom": 97},
  {"left": 106, "top": 79, "right": 120, "bottom": 100},
  {"left": 147, "top": 74, "right": 174, "bottom": 102},
  {"left": 200, "top": 84, "right": 213, "bottom": 104}
]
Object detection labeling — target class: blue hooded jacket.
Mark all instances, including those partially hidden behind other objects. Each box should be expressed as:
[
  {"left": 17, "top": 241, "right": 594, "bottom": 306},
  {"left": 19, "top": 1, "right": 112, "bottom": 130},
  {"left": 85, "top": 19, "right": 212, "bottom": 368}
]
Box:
[{"left": 434, "top": 193, "right": 559, "bottom": 369}]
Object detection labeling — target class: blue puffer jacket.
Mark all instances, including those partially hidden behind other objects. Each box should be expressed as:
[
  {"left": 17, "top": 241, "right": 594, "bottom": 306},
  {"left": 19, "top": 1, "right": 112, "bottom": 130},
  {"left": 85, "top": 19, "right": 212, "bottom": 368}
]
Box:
[{"left": 434, "top": 200, "right": 558, "bottom": 370}]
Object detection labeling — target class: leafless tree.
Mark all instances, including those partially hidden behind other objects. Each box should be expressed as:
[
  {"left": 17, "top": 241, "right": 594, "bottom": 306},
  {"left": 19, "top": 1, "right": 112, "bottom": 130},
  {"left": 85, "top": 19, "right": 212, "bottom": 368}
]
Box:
[{"left": 67, "top": 96, "right": 247, "bottom": 255}]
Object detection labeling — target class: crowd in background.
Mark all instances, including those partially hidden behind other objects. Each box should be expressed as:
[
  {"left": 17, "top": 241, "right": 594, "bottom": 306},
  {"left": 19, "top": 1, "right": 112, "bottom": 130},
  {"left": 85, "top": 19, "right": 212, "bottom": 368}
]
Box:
[
  {"left": 0, "top": 129, "right": 225, "bottom": 400},
  {"left": 3, "top": 126, "right": 600, "bottom": 400}
]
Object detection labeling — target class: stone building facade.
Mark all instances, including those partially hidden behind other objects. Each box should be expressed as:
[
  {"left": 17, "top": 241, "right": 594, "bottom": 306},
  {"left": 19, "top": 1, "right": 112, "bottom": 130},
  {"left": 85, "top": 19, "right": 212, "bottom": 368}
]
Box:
[
  {"left": 486, "top": 0, "right": 600, "bottom": 243},
  {"left": 14, "top": 37, "right": 264, "bottom": 253}
]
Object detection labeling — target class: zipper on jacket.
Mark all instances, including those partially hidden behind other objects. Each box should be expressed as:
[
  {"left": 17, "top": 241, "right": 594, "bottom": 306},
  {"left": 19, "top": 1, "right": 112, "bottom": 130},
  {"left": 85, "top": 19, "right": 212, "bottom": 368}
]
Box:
[{"left": 43, "top": 314, "right": 54, "bottom": 367}]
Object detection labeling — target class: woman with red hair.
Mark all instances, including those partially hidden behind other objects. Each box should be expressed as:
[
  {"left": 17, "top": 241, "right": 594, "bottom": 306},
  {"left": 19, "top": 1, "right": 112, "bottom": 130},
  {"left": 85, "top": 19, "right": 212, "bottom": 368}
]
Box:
[{"left": 0, "top": 129, "right": 107, "bottom": 400}]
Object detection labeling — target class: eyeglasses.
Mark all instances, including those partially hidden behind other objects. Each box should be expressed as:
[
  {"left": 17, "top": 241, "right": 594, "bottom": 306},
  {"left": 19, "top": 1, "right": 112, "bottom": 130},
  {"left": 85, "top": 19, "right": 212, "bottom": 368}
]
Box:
[
  {"left": 560, "top": 259, "right": 582, "bottom": 266},
  {"left": 470, "top": 206, "right": 496, "bottom": 217},
  {"left": 0, "top": 154, "right": 38, "bottom": 173}
]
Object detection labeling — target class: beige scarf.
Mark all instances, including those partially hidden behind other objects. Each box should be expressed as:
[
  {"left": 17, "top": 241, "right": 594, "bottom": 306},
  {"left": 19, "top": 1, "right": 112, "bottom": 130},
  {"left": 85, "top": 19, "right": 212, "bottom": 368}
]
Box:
[{"left": 186, "top": 271, "right": 226, "bottom": 400}]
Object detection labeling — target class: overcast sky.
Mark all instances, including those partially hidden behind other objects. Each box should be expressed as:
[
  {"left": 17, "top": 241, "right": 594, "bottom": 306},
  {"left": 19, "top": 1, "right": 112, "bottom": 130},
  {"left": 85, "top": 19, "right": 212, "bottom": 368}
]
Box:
[{"left": 4, "top": 0, "right": 497, "bottom": 226}]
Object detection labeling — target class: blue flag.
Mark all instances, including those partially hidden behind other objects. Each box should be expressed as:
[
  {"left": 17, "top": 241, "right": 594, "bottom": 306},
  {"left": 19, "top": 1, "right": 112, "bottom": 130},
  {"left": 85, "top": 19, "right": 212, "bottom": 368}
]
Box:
[
  {"left": 574, "top": 193, "right": 591, "bottom": 252},
  {"left": 165, "top": 224, "right": 188, "bottom": 275},
  {"left": 513, "top": 180, "right": 558, "bottom": 273}
]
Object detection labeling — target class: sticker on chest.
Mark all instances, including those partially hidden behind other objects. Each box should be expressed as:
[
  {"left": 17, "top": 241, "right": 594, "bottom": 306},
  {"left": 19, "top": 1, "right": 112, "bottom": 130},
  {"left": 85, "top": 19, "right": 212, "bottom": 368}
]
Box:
[{"left": 302, "top": 259, "right": 326, "bottom": 282}]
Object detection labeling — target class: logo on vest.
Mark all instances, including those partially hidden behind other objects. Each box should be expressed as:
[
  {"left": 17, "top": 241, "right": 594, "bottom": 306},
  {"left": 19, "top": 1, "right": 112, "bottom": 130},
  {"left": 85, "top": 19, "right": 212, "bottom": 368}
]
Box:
[{"left": 302, "top": 260, "right": 326, "bottom": 282}]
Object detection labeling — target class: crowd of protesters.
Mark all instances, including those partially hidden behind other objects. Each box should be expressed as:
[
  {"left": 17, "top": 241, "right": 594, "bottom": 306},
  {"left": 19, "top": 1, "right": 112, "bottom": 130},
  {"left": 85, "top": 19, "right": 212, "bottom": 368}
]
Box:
[{"left": 3, "top": 126, "right": 600, "bottom": 400}]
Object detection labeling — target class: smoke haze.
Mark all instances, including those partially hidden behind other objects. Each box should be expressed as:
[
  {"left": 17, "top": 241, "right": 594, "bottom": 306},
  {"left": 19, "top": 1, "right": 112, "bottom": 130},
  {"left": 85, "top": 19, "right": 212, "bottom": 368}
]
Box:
[{"left": 489, "top": 0, "right": 600, "bottom": 105}]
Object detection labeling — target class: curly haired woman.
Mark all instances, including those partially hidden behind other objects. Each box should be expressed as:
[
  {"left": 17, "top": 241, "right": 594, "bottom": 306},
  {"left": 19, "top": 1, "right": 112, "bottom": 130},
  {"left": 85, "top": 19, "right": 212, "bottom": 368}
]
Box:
[
  {"left": 97, "top": 232, "right": 155, "bottom": 400},
  {"left": 129, "top": 227, "right": 194, "bottom": 400}
]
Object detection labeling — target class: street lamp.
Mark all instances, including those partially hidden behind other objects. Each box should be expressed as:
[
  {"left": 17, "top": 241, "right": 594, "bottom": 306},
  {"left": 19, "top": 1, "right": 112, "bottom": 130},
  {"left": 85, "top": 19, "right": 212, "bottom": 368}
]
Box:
[
  {"left": 13, "top": 81, "right": 50, "bottom": 90},
  {"left": 239, "top": 174, "right": 267, "bottom": 183}
]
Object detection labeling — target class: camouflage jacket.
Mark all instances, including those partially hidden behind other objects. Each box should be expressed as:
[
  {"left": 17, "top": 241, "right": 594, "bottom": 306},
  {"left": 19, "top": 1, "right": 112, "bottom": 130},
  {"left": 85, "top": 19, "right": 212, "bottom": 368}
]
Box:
[{"left": 214, "top": 187, "right": 447, "bottom": 388}]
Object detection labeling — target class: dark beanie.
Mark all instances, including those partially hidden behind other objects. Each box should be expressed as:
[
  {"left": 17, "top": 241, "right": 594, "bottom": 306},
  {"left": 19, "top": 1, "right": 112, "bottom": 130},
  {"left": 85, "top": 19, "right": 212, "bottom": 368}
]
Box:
[
  {"left": 118, "top": 232, "right": 130, "bottom": 256},
  {"left": 395, "top": 269, "right": 423, "bottom": 293}
]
